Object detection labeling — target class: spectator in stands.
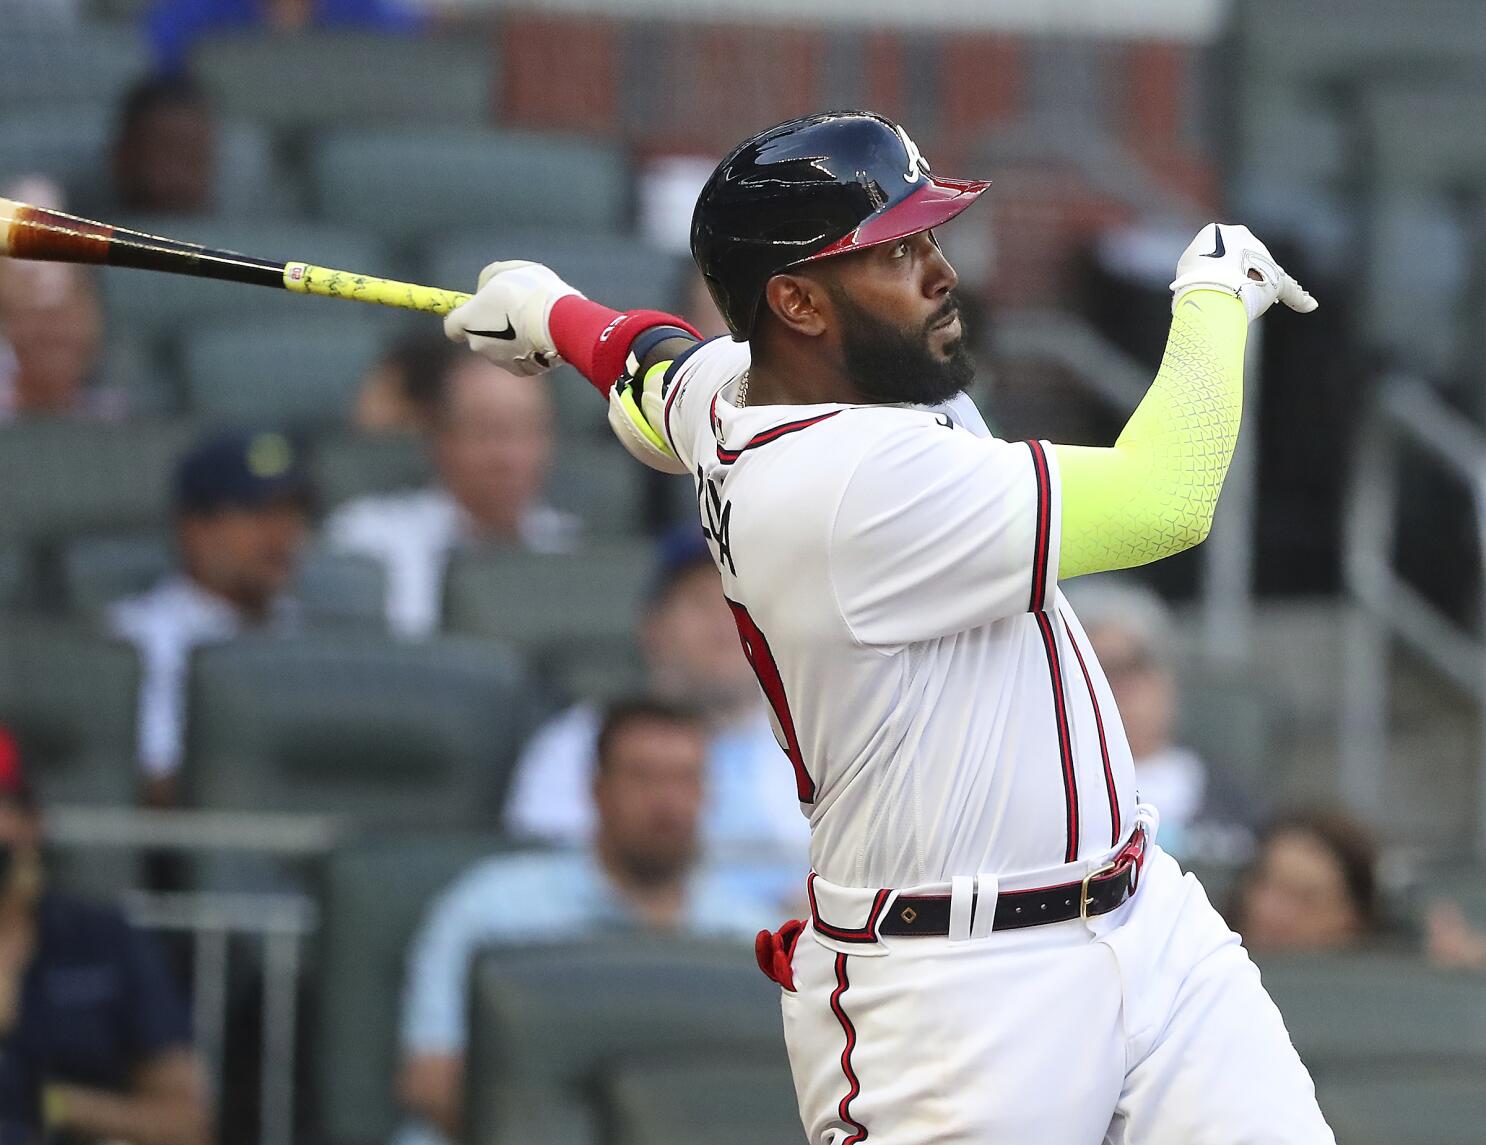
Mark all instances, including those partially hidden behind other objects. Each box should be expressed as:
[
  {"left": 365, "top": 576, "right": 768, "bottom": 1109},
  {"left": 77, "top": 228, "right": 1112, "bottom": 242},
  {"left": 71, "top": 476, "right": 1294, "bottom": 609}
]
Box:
[
  {"left": 1072, "top": 580, "right": 1256, "bottom": 859},
  {"left": 108, "top": 76, "right": 217, "bottom": 217},
  {"left": 0, "top": 256, "right": 124, "bottom": 424},
  {"left": 351, "top": 332, "right": 456, "bottom": 436},
  {"left": 0, "top": 724, "right": 210, "bottom": 1144},
  {"left": 326, "top": 355, "right": 578, "bottom": 639},
  {"left": 1229, "top": 810, "right": 1382, "bottom": 955},
  {"left": 108, "top": 429, "right": 311, "bottom": 805},
  {"left": 147, "top": 0, "right": 422, "bottom": 75},
  {"left": 505, "top": 526, "right": 809, "bottom": 873},
  {"left": 395, "top": 699, "right": 774, "bottom": 1145}
]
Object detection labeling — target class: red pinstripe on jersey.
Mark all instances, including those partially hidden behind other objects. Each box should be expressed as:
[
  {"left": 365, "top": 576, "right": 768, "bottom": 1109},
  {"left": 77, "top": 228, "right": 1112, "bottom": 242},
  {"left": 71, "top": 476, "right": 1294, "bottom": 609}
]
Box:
[
  {"left": 1062, "top": 609, "right": 1121, "bottom": 847},
  {"left": 717, "top": 410, "right": 843, "bottom": 464},
  {"left": 1034, "top": 610, "right": 1080, "bottom": 863},
  {"left": 807, "top": 877, "right": 893, "bottom": 944},
  {"left": 1024, "top": 439, "right": 1053, "bottom": 612},
  {"left": 830, "top": 953, "right": 870, "bottom": 1144}
]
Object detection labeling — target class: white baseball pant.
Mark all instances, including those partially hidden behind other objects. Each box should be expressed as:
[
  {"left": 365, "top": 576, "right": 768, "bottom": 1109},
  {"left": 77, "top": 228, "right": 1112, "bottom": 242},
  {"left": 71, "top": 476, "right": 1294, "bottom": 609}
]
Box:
[{"left": 777, "top": 837, "right": 1336, "bottom": 1144}]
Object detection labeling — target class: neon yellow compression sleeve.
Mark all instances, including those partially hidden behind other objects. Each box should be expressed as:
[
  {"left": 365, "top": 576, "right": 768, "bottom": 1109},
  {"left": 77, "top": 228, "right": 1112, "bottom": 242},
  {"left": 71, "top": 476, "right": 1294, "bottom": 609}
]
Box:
[{"left": 1051, "top": 289, "right": 1248, "bottom": 580}]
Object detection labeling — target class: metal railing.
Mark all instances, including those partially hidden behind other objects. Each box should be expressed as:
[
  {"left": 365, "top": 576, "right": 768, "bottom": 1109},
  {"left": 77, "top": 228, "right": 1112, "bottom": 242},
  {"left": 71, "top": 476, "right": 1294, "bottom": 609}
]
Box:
[
  {"left": 1341, "top": 374, "right": 1486, "bottom": 849},
  {"left": 43, "top": 807, "right": 343, "bottom": 1145},
  {"left": 996, "top": 309, "right": 1263, "bottom": 662}
]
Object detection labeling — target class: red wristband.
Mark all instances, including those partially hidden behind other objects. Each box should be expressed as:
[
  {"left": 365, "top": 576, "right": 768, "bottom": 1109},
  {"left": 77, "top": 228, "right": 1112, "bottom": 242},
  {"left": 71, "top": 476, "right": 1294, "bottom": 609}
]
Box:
[{"left": 548, "top": 295, "right": 700, "bottom": 396}]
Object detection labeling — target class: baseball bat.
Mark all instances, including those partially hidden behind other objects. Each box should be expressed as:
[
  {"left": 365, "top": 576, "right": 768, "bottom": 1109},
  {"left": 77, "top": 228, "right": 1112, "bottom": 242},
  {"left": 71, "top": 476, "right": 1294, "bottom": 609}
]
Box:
[{"left": 0, "top": 197, "right": 472, "bottom": 316}]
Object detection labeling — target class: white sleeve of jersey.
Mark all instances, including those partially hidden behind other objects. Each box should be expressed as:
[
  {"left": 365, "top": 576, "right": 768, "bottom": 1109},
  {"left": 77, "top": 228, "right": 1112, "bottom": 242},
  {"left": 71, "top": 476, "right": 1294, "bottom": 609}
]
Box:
[
  {"left": 829, "top": 417, "right": 1060, "bottom": 647},
  {"left": 659, "top": 336, "right": 752, "bottom": 472}
]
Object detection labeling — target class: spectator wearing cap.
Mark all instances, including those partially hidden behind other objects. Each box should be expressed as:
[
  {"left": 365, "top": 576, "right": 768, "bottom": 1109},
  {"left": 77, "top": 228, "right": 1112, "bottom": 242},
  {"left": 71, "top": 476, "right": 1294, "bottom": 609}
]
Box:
[
  {"left": 107, "top": 429, "right": 312, "bottom": 805},
  {"left": 0, "top": 724, "right": 210, "bottom": 1144},
  {"left": 396, "top": 699, "right": 774, "bottom": 1145},
  {"left": 325, "top": 355, "right": 579, "bottom": 639},
  {"left": 1068, "top": 580, "right": 1256, "bottom": 860},
  {"left": 504, "top": 526, "right": 808, "bottom": 893}
]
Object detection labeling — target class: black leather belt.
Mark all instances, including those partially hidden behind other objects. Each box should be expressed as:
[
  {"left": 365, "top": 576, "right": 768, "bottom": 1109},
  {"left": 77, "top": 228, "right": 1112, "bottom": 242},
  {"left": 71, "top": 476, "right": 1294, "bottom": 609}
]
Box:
[{"left": 877, "top": 827, "right": 1147, "bottom": 937}]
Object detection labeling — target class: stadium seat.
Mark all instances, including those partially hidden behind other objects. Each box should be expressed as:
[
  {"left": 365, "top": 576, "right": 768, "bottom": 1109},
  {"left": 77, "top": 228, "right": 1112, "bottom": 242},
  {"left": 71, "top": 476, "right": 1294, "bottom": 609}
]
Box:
[
  {"left": 311, "top": 130, "right": 627, "bottom": 243},
  {"left": 547, "top": 443, "right": 645, "bottom": 539},
  {"left": 601, "top": 1060, "right": 801, "bottom": 1145},
  {"left": 442, "top": 541, "right": 653, "bottom": 667},
  {"left": 193, "top": 32, "right": 495, "bottom": 133},
  {"left": 311, "top": 432, "right": 434, "bottom": 512},
  {"left": 1257, "top": 952, "right": 1486, "bottom": 1073},
  {"left": 316, "top": 831, "right": 513, "bottom": 1145},
  {"left": 184, "top": 634, "right": 540, "bottom": 828},
  {"left": 101, "top": 218, "right": 398, "bottom": 351},
  {"left": 0, "top": 21, "right": 150, "bottom": 112},
  {"left": 0, "top": 617, "right": 142, "bottom": 893},
  {"left": 180, "top": 317, "right": 385, "bottom": 430},
  {"left": 465, "top": 937, "right": 783, "bottom": 1145},
  {"left": 425, "top": 230, "right": 683, "bottom": 316},
  {"left": 61, "top": 534, "right": 387, "bottom": 631},
  {"left": 544, "top": 365, "right": 613, "bottom": 440},
  {"left": 1317, "top": 1072, "right": 1486, "bottom": 1145},
  {"left": 0, "top": 106, "right": 110, "bottom": 196},
  {"left": 0, "top": 420, "right": 194, "bottom": 542},
  {"left": 0, "top": 544, "right": 31, "bottom": 613}
]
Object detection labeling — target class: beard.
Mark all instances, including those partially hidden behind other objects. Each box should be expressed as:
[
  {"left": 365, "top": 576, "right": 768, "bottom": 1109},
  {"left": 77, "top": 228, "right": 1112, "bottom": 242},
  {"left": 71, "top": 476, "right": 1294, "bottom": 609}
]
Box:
[{"left": 831, "top": 285, "right": 976, "bottom": 405}]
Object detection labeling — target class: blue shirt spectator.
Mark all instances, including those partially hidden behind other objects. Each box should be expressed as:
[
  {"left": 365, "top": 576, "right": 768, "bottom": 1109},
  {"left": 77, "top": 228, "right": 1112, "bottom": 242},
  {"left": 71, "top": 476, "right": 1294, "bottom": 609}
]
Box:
[
  {"left": 395, "top": 699, "right": 776, "bottom": 1145},
  {"left": 147, "top": 0, "right": 422, "bottom": 75},
  {"left": 0, "top": 724, "right": 208, "bottom": 1145}
]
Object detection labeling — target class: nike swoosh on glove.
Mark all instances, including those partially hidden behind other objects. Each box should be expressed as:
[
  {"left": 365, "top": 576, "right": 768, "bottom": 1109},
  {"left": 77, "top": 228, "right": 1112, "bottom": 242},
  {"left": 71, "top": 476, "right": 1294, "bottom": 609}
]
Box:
[
  {"left": 1169, "top": 223, "right": 1318, "bottom": 322},
  {"left": 444, "top": 260, "right": 584, "bottom": 377}
]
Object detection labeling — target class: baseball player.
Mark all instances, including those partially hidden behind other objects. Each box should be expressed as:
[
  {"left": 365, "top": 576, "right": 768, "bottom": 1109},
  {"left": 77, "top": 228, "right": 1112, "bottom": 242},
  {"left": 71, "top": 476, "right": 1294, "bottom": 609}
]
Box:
[{"left": 444, "top": 111, "right": 1332, "bottom": 1143}]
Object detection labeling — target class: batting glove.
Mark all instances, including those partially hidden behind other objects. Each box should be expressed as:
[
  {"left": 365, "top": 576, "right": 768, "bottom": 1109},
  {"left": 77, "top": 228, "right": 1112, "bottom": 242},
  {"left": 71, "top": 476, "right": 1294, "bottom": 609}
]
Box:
[
  {"left": 1169, "top": 223, "right": 1317, "bottom": 322},
  {"left": 444, "top": 260, "right": 585, "bottom": 377}
]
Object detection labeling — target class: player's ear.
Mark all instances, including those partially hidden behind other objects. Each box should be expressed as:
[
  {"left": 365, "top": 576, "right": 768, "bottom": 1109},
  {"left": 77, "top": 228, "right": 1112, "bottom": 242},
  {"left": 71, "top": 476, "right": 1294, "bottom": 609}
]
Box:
[{"left": 764, "top": 273, "right": 828, "bottom": 338}]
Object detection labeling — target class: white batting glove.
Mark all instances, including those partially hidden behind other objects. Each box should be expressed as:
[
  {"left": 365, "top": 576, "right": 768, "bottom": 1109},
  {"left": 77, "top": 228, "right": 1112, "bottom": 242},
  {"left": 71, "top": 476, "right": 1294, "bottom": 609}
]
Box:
[
  {"left": 443, "top": 260, "right": 584, "bottom": 377},
  {"left": 1169, "top": 223, "right": 1317, "bottom": 322}
]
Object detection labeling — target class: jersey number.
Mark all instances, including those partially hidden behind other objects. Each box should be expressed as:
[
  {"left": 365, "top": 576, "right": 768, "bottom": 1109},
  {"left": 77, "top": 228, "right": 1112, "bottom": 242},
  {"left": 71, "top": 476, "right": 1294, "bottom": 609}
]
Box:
[{"left": 726, "top": 598, "right": 814, "bottom": 803}]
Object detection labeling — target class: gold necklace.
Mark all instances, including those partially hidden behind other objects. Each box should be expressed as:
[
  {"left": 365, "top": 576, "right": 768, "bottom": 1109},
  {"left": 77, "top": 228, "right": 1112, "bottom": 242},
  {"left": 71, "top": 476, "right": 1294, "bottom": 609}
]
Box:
[{"left": 735, "top": 369, "right": 749, "bottom": 408}]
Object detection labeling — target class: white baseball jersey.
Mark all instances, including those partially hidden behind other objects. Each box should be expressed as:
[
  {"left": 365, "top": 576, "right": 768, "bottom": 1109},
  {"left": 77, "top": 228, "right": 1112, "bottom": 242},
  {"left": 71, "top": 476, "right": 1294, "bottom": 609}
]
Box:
[{"left": 662, "top": 337, "right": 1137, "bottom": 890}]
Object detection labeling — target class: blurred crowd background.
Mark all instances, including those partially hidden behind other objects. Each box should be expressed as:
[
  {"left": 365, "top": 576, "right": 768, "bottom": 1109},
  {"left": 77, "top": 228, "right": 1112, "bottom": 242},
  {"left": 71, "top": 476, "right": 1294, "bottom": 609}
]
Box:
[{"left": 4, "top": 0, "right": 1486, "bottom": 1142}]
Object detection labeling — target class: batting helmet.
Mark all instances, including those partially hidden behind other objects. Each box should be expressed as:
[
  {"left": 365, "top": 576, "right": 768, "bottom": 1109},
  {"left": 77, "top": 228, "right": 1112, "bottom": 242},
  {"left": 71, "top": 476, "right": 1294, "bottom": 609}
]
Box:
[{"left": 690, "top": 110, "right": 990, "bottom": 340}]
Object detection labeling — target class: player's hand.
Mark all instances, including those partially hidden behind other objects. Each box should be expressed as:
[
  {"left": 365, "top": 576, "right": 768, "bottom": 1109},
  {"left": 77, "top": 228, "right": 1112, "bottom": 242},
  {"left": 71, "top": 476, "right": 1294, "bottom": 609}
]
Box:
[
  {"left": 443, "top": 260, "right": 584, "bottom": 377},
  {"left": 1169, "top": 223, "right": 1317, "bottom": 322}
]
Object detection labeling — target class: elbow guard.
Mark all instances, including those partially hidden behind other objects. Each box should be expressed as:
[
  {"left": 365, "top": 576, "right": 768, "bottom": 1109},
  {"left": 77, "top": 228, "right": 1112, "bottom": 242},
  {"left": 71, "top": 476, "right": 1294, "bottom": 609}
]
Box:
[{"left": 607, "top": 359, "right": 688, "bottom": 475}]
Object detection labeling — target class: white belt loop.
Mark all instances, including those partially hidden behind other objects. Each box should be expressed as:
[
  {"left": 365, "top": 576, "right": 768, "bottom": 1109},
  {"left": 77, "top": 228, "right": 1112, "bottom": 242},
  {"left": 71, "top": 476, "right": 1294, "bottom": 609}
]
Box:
[
  {"left": 970, "top": 874, "right": 999, "bottom": 939},
  {"left": 949, "top": 876, "right": 975, "bottom": 941}
]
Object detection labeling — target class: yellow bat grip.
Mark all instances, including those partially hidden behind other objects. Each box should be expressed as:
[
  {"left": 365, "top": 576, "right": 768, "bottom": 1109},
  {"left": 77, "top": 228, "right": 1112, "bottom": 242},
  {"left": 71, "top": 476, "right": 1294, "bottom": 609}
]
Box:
[{"left": 282, "top": 262, "right": 471, "bottom": 316}]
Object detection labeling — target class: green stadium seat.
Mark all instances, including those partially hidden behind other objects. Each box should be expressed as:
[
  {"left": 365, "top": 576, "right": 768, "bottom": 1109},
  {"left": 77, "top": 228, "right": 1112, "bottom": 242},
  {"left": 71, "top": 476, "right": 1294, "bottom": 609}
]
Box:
[
  {"left": 0, "top": 544, "right": 31, "bottom": 613},
  {"left": 426, "top": 230, "right": 682, "bottom": 316},
  {"left": 316, "top": 831, "right": 513, "bottom": 1145},
  {"left": 0, "top": 617, "right": 142, "bottom": 894},
  {"left": 184, "top": 634, "right": 538, "bottom": 826},
  {"left": 465, "top": 937, "right": 783, "bottom": 1145},
  {"left": 0, "top": 107, "right": 110, "bottom": 194},
  {"left": 180, "top": 317, "right": 385, "bottom": 430},
  {"left": 0, "top": 22, "right": 150, "bottom": 112},
  {"left": 311, "top": 130, "right": 626, "bottom": 243},
  {"left": 1257, "top": 952, "right": 1486, "bottom": 1074},
  {"left": 441, "top": 541, "right": 653, "bottom": 671},
  {"left": 0, "top": 420, "right": 194, "bottom": 543},
  {"left": 194, "top": 32, "right": 494, "bottom": 133},
  {"left": 601, "top": 1060, "right": 801, "bottom": 1145},
  {"left": 1317, "top": 1072, "right": 1486, "bottom": 1145},
  {"left": 547, "top": 442, "right": 644, "bottom": 539},
  {"left": 545, "top": 365, "right": 612, "bottom": 440},
  {"left": 61, "top": 534, "right": 387, "bottom": 631},
  {"left": 101, "top": 218, "right": 398, "bottom": 351},
  {"left": 311, "top": 432, "right": 434, "bottom": 512}
]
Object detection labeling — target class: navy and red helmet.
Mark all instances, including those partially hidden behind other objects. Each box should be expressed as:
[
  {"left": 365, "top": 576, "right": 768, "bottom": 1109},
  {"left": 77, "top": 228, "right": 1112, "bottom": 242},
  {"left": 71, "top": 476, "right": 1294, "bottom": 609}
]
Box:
[{"left": 690, "top": 110, "right": 990, "bottom": 340}]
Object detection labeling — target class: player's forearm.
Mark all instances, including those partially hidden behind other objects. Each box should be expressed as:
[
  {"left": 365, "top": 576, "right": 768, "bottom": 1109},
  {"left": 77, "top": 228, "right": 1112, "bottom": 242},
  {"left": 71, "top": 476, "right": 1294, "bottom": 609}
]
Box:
[
  {"left": 547, "top": 295, "right": 698, "bottom": 395},
  {"left": 1052, "top": 290, "right": 1248, "bottom": 579}
]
